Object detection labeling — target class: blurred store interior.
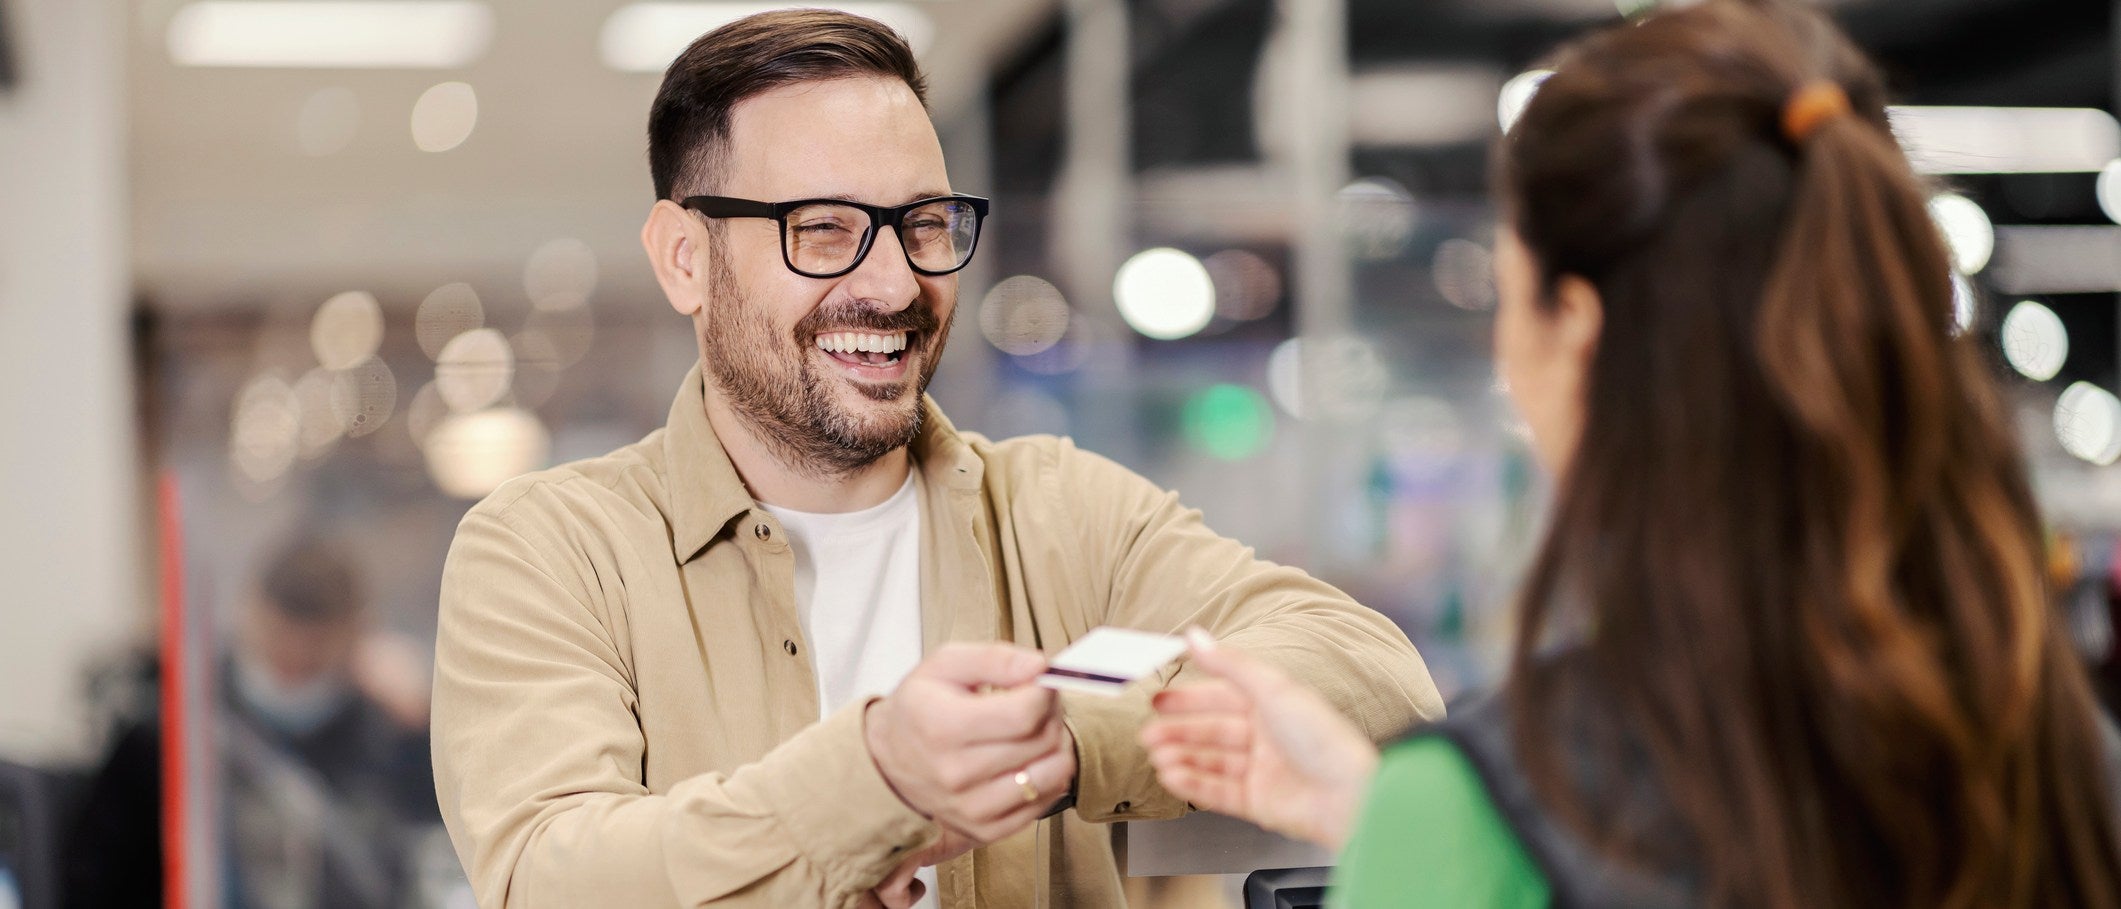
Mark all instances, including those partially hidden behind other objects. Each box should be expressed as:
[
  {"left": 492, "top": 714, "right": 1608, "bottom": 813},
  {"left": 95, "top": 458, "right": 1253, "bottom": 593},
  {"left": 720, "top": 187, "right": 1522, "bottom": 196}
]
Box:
[{"left": 1, "top": 0, "right": 2117, "bottom": 906}]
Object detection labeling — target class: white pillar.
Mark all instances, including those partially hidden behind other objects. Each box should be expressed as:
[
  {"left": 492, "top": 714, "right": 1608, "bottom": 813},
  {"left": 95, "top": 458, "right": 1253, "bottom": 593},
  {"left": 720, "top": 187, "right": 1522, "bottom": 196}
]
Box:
[
  {"left": 1054, "top": 0, "right": 1131, "bottom": 324},
  {"left": 0, "top": 0, "right": 142, "bottom": 763},
  {"left": 1270, "top": 0, "right": 1355, "bottom": 569}
]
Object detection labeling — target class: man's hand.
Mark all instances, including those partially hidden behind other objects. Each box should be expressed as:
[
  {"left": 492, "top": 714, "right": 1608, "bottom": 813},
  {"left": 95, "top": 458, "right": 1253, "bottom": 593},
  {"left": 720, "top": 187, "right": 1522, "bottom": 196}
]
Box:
[
  {"left": 864, "top": 643, "right": 1075, "bottom": 844},
  {"left": 865, "top": 826, "right": 975, "bottom": 908},
  {"left": 868, "top": 723, "right": 1078, "bottom": 908}
]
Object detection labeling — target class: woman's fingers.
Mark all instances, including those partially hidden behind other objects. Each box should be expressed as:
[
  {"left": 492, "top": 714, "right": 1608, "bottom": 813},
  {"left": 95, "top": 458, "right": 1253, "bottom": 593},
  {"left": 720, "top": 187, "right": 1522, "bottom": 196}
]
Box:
[
  {"left": 1150, "top": 761, "right": 1248, "bottom": 814},
  {"left": 1151, "top": 679, "right": 1250, "bottom": 716},
  {"left": 1187, "top": 640, "right": 1299, "bottom": 707},
  {"left": 1141, "top": 714, "right": 1251, "bottom": 751},
  {"left": 1149, "top": 743, "right": 1246, "bottom": 778}
]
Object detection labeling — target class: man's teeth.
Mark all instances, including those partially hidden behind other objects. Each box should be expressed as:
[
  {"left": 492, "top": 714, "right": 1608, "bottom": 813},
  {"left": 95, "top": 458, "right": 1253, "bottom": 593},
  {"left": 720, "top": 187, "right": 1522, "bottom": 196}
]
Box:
[{"left": 815, "top": 331, "right": 909, "bottom": 355}]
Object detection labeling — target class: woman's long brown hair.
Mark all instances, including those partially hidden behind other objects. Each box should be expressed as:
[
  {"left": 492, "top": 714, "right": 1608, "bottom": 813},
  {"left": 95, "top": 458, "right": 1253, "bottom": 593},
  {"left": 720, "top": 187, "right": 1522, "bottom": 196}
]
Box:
[{"left": 1500, "top": 2, "right": 2121, "bottom": 906}]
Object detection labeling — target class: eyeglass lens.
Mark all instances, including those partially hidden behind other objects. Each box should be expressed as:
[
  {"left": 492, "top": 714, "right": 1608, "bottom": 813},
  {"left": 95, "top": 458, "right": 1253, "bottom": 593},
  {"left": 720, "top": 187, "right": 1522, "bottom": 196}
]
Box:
[{"left": 783, "top": 200, "right": 979, "bottom": 276}]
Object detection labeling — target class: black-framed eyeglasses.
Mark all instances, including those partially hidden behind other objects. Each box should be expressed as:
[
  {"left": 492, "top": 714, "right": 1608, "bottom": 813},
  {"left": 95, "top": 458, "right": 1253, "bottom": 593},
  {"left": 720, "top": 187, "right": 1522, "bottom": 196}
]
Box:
[{"left": 680, "top": 194, "right": 990, "bottom": 279}]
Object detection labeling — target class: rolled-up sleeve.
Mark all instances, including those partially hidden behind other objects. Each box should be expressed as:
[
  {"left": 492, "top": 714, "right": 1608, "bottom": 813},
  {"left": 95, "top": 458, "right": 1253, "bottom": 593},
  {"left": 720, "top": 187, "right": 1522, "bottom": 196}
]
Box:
[
  {"left": 1044, "top": 440, "right": 1446, "bottom": 823},
  {"left": 433, "top": 506, "right": 936, "bottom": 908}
]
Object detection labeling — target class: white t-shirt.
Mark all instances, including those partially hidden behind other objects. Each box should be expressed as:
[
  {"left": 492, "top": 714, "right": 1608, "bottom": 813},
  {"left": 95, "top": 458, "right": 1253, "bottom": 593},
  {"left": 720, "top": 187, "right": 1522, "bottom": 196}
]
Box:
[{"left": 760, "top": 471, "right": 935, "bottom": 907}]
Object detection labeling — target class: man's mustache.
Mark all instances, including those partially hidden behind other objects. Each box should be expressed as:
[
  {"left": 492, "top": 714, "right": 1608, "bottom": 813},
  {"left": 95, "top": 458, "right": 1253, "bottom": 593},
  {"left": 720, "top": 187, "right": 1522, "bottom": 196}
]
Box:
[{"left": 793, "top": 299, "right": 941, "bottom": 338}]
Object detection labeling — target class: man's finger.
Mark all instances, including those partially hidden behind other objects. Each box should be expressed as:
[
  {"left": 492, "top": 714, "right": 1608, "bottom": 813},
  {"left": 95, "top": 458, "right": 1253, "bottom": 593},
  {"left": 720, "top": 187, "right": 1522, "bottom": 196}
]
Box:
[
  {"left": 946, "top": 684, "right": 1059, "bottom": 744},
  {"left": 953, "top": 742, "right": 1077, "bottom": 841},
  {"left": 918, "top": 642, "right": 1048, "bottom": 688},
  {"left": 941, "top": 724, "right": 1067, "bottom": 790}
]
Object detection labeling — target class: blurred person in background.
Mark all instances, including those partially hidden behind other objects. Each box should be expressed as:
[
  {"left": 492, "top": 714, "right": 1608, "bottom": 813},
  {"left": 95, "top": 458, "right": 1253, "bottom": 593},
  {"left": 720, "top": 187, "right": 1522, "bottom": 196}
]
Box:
[
  {"left": 66, "top": 536, "right": 439, "bottom": 909},
  {"left": 430, "top": 9, "right": 1439, "bottom": 909},
  {"left": 1142, "top": 1, "right": 2121, "bottom": 906}
]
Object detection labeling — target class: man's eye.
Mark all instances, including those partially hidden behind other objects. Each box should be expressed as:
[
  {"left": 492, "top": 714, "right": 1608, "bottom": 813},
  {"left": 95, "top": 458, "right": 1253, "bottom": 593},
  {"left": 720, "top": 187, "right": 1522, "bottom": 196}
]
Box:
[
  {"left": 905, "top": 218, "right": 946, "bottom": 232},
  {"left": 795, "top": 222, "right": 851, "bottom": 235}
]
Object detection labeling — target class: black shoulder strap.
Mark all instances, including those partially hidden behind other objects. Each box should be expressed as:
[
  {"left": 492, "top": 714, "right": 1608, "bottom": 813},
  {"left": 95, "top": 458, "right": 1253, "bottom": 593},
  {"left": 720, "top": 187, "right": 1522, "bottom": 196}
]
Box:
[{"left": 1419, "top": 692, "right": 1695, "bottom": 909}]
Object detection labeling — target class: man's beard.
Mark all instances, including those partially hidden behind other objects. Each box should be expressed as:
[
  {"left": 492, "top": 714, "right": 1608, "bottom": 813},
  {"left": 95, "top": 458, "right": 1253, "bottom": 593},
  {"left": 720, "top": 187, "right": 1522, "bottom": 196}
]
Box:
[{"left": 701, "top": 244, "right": 952, "bottom": 479}]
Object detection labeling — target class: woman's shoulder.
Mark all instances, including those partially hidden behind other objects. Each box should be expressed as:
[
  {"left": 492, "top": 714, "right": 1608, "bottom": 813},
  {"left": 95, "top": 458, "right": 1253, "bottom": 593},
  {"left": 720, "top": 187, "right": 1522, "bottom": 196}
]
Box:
[
  {"left": 1379, "top": 687, "right": 1698, "bottom": 909},
  {"left": 1332, "top": 733, "right": 1549, "bottom": 909}
]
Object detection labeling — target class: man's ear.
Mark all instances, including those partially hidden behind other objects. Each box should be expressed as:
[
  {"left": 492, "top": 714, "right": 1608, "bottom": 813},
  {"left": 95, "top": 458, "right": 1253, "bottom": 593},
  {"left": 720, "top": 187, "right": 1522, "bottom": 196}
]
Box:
[{"left": 642, "top": 199, "right": 706, "bottom": 317}]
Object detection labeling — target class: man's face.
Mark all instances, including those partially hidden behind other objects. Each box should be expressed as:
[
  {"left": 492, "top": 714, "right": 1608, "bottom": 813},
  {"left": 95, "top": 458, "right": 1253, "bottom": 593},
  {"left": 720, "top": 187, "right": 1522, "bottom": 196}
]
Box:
[{"left": 695, "top": 76, "right": 959, "bottom": 475}]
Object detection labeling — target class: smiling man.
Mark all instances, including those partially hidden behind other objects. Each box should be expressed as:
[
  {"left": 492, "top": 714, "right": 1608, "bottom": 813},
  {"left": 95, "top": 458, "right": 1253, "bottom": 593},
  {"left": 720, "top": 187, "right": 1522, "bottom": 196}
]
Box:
[{"left": 429, "top": 10, "right": 1442, "bottom": 909}]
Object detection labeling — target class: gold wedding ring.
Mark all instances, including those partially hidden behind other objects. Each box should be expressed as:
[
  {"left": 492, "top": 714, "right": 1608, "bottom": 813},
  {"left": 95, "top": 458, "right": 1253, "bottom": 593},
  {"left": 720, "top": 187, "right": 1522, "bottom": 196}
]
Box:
[{"left": 1014, "top": 770, "right": 1040, "bottom": 805}]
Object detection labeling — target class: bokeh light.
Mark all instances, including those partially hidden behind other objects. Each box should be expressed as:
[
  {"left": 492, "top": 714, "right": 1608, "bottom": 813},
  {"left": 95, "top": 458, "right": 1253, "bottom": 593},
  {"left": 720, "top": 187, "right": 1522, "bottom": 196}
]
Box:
[
  {"left": 230, "top": 374, "right": 300, "bottom": 485},
  {"left": 979, "top": 275, "right": 1071, "bottom": 356},
  {"left": 519, "top": 304, "right": 595, "bottom": 370},
  {"left": 425, "top": 408, "right": 550, "bottom": 499},
  {"left": 1115, "top": 248, "right": 1215, "bottom": 341},
  {"left": 1181, "top": 384, "right": 1275, "bottom": 461},
  {"left": 405, "top": 381, "right": 447, "bottom": 450},
  {"left": 1203, "top": 250, "right": 1282, "bottom": 322},
  {"left": 1336, "top": 177, "right": 1417, "bottom": 261},
  {"left": 1928, "top": 192, "right": 1993, "bottom": 275},
  {"left": 1267, "top": 336, "right": 1390, "bottom": 420},
  {"left": 309, "top": 290, "right": 384, "bottom": 370},
  {"left": 2098, "top": 159, "right": 2121, "bottom": 226},
  {"left": 508, "top": 331, "right": 562, "bottom": 409},
  {"left": 2001, "top": 299, "right": 2068, "bottom": 382},
  {"left": 524, "top": 238, "right": 598, "bottom": 311},
  {"left": 435, "top": 328, "right": 515, "bottom": 413},
  {"left": 293, "top": 368, "right": 343, "bottom": 458},
  {"left": 2055, "top": 382, "right": 2121, "bottom": 465},
  {"left": 1497, "top": 69, "right": 1553, "bottom": 133},
  {"left": 295, "top": 86, "right": 360, "bottom": 157},
  {"left": 1016, "top": 315, "right": 1098, "bottom": 376},
  {"left": 1432, "top": 238, "right": 1496, "bottom": 310},
  {"left": 411, "top": 81, "right": 478, "bottom": 153},
  {"left": 415, "top": 282, "right": 485, "bottom": 360},
  {"left": 330, "top": 356, "right": 398, "bottom": 437}
]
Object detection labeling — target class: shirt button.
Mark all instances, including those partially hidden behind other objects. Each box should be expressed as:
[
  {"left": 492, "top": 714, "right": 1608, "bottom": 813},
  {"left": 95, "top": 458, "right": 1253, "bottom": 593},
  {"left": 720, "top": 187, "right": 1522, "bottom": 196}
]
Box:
[
  {"left": 754, "top": 523, "right": 771, "bottom": 541},
  {"left": 1113, "top": 801, "right": 1130, "bottom": 814},
  {"left": 783, "top": 639, "right": 799, "bottom": 656}
]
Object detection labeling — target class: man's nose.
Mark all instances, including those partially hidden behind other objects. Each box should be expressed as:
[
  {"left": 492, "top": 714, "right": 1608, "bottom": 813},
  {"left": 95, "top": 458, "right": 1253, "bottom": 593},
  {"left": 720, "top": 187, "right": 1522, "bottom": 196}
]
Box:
[{"left": 839, "top": 225, "right": 921, "bottom": 312}]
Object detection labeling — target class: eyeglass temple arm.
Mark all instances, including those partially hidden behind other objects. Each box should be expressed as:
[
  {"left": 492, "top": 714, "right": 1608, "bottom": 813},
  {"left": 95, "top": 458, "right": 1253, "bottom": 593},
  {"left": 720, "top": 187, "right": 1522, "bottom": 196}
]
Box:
[{"left": 679, "top": 196, "right": 778, "bottom": 219}]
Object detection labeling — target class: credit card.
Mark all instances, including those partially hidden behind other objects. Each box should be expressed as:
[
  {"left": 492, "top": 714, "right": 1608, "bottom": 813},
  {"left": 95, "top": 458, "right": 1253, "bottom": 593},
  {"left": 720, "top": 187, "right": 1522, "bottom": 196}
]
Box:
[{"left": 1036, "top": 627, "right": 1189, "bottom": 696}]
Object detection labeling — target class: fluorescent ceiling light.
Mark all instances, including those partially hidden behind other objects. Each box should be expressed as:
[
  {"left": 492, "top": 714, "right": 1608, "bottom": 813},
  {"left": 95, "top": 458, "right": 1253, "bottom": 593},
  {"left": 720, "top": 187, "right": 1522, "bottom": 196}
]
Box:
[
  {"left": 1890, "top": 106, "right": 2121, "bottom": 175},
  {"left": 1991, "top": 226, "right": 2121, "bottom": 295},
  {"left": 167, "top": 1, "right": 494, "bottom": 69},
  {"left": 1346, "top": 65, "right": 1504, "bottom": 147},
  {"left": 600, "top": 3, "right": 935, "bottom": 74}
]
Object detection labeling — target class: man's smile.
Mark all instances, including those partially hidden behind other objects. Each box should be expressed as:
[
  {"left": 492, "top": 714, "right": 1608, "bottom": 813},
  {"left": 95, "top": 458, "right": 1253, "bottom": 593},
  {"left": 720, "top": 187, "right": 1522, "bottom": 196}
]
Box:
[{"left": 814, "top": 328, "right": 915, "bottom": 380}]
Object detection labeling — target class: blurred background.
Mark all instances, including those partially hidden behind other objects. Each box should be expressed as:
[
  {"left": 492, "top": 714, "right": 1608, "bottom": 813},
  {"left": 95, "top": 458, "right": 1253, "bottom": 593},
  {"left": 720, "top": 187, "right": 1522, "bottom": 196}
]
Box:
[{"left": 0, "top": 0, "right": 2116, "bottom": 906}]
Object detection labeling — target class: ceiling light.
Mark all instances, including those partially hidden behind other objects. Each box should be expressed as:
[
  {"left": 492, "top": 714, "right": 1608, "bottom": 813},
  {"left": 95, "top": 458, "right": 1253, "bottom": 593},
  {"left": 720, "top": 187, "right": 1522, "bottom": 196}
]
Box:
[
  {"left": 168, "top": 1, "right": 494, "bottom": 69},
  {"left": 600, "top": 3, "right": 935, "bottom": 74},
  {"left": 1890, "top": 106, "right": 2121, "bottom": 175},
  {"left": 1114, "top": 248, "right": 1215, "bottom": 341}
]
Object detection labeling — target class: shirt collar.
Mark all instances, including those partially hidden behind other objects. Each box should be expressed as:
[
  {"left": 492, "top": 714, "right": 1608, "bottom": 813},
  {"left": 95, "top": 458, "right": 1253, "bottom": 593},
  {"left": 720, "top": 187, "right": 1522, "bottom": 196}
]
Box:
[{"left": 663, "top": 362, "right": 987, "bottom": 563}]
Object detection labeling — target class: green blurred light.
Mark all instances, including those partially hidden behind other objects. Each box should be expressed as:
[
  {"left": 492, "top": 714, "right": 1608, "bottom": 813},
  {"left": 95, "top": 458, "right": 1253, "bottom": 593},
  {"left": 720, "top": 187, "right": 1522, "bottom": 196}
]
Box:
[{"left": 1182, "top": 383, "right": 1274, "bottom": 461}]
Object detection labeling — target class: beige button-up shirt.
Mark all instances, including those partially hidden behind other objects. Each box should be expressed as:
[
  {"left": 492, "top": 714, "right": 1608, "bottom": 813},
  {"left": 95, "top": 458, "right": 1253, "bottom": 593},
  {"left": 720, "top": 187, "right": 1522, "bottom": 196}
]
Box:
[{"left": 433, "top": 365, "right": 1444, "bottom": 908}]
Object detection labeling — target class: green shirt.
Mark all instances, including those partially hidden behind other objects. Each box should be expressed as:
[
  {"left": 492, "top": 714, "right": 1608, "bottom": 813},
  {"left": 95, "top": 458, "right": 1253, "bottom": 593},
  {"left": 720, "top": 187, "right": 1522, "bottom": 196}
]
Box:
[{"left": 1330, "top": 736, "right": 1551, "bottom": 907}]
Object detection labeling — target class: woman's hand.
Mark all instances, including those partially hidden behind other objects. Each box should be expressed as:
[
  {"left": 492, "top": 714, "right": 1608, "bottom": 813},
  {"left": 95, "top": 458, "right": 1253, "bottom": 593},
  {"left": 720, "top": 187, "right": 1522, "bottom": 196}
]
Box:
[{"left": 1140, "top": 629, "right": 1382, "bottom": 850}]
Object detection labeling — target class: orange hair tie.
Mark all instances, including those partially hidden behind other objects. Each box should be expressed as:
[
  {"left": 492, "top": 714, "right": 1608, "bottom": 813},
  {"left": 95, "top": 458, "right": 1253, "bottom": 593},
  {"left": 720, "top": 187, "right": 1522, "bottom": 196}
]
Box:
[{"left": 1782, "top": 81, "right": 1851, "bottom": 144}]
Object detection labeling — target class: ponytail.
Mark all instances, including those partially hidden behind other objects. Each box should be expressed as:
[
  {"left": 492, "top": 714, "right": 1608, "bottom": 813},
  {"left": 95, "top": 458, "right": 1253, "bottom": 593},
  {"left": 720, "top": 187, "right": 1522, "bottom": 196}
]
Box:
[{"left": 1501, "top": 4, "right": 2121, "bottom": 906}]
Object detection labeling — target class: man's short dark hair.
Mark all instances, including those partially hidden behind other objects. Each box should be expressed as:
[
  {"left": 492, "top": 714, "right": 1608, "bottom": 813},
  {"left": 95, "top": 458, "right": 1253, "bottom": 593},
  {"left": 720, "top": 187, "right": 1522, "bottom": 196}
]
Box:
[
  {"left": 261, "top": 536, "right": 362, "bottom": 624},
  {"left": 647, "top": 9, "right": 929, "bottom": 201}
]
